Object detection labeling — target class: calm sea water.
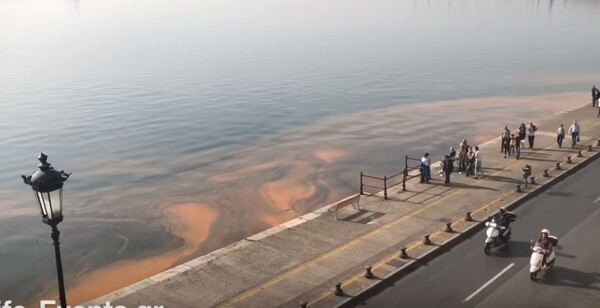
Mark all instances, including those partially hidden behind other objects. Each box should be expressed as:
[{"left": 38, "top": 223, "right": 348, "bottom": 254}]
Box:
[{"left": 1, "top": 0, "right": 599, "bottom": 302}]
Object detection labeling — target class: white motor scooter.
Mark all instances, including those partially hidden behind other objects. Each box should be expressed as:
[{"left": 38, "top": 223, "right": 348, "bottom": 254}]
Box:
[
  {"left": 483, "top": 220, "right": 511, "bottom": 254},
  {"left": 529, "top": 236, "right": 558, "bottom": 280}
]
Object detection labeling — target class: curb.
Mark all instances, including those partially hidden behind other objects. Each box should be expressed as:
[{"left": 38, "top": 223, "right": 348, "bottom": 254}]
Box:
[{"left": 334, "top": 145, "right": 600, "bottom": 308}]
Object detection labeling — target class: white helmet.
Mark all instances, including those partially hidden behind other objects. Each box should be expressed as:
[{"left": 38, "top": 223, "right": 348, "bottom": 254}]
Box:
[{"left": 541, "top": 229, "right": 550, "bottom": 235}]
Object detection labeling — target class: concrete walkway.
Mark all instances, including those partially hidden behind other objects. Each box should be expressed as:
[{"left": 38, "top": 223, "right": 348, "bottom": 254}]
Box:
[{"left": 88, "top": 105, "right": 600, "bottom": 308}]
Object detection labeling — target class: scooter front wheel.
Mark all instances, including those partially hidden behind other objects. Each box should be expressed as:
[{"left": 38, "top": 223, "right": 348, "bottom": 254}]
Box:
[
  {"left": 484, "top": 242, "right": 492, "bottom": 255},
  {"left": 530, "top": 271, "right": 538, "bottom": 281}
]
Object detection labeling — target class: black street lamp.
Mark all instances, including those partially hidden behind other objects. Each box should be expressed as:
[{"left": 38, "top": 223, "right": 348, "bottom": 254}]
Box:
[{"left": 21, "top": 153, "right": 71, "bottom": 307}]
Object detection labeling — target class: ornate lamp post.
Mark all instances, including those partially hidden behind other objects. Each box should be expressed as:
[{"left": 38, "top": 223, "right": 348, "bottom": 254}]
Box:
[{"left": 21, "top": 153, "right": 71, "bottom": 307}]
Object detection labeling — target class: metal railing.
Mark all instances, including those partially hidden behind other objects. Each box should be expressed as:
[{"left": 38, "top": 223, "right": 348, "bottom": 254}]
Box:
[{"left": 360, "top": 155, "right": 422, "bottom": 199}]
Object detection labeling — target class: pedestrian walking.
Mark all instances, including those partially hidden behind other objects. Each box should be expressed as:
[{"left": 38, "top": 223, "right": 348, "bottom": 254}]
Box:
[
  {"left": 466, "top": 147, "right": 476, "bottom": 176},
  {"left": 518, "top": 123, "right": 527, "bottom": 143},
  {"left": 568, "top": 121, "right": 580, "bottom": 148},
  {"left": 420, "top": 152, "right": 431, "bottom": 183},
  {"left": 556, "top": 124, "right": 565, "bottom": 148},
  {"left": 502, "top": 134, "right": 511, "bottom": 158},
  {"left": 527, "top": 123, "right": 537, "bottom": 149},
  {"left": 509, "top": 134, "right": 516, "bottom": 155},
  {"left": 474, "top": 146, "right": 483, "bottom": 179},
  {"left": 515, "top": 134, "right": 522, "bottom": 159},
  {"left": 500, "top": 126, "right": 511, "bottom": 153},
  {"left": 592, "top": 85, "right": 599, "bottom": 107}
]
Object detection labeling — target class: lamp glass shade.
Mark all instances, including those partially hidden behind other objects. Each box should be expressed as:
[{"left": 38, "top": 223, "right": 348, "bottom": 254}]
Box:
[{"left": 35, "top": 188, "right": 63, "bottom": 220}]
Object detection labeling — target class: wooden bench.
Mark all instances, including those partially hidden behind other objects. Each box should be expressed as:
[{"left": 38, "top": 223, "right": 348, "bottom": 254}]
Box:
[{"left": 326, "top": 193, "right": 361, "bottom": 220}]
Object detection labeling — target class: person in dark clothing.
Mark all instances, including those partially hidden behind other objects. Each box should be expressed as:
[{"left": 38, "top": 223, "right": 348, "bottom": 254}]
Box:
[
  {"left": 466, "top": 147, "right": 476, "bottom": 176},
  {"left": 493, "top": 208, "right": 517, "bottom": 240},
  {"left": 442, "top": 155, "right": 453, "bottom": 184},
  {"left": 592, "top": 85, "right": 599, "bottom": 107},
  {"left": 502, "top": 135, "right": 511, "bottom": 158}
]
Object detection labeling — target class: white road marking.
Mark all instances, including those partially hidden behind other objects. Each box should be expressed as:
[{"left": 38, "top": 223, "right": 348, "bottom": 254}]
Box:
[
  {"left": 463, "top": 263, "right": 515, "bottom": 302},
  {"left": 594, "top": 196, "right": 600, "bottom": 204}
]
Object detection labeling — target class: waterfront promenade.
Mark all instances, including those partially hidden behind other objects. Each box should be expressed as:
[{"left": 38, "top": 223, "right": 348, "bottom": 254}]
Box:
[{"left": 88, "top": 105, "right": 600, "bottom": 308}]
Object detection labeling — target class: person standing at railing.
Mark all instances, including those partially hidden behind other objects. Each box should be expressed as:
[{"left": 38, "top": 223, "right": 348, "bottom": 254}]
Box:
[
  {"left": 474, "top": 146, "right": 484, "bottom": 179},
  {"left": 442, "top": 155, "right": 454, "bottom": 184},
  {"left": 466, "top": 146, "right": 476, "bottom": 177},
  {"left": 420, "top": 152, "right": 431, "bottom": 184},
  {"left": 458, "top": 140, "right": 468, "bottom": 174}
]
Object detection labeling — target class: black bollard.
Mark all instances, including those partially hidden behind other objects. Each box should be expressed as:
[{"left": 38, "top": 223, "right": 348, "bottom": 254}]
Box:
[
  {"left": 334, "top": 282, "right": 343, "bottom": 296},
  {"left": 578, "top": 150, "right": 583, "bottom": 157},
  {"left": 530, "top": 176, "right": 536, "bottom": 185},
  {"left": 556, "top": 162, "right": 561, "bottom": 170},
  {"left": 543, "top": 169, "right": 549, "bottom": 177},
  {"left": 589, "top": 145, "right": 593, "bottom": 151},
  {"left": 466, "top": 211, "right": 473, "bottom": 222},
  {"left": 567, "top": 156, "right": 572, "bottom": 163},
  {"left": 399, "top": 247, "right": 408, "bottom": 259},
  {"left": 423, "top": 234, "right": 432, "bottom": 245},
  {"left": 300, "top": 302, "right": 308, "bottom": 308},
  {"left": 365, "top": 266, "right": 374, "bottom": 279},
  {"left": 597, "top": 140, "right": 600, "bottom": 147},
  {"left": 445, "top": 222, "right": 453, "bottom": 233},
  {"left": 516, "top": 184, "right": 522, "bottom": 192}
]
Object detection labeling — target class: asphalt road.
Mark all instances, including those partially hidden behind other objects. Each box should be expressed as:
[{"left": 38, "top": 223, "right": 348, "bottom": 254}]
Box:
[{"left": 355, "top": 158, "right": 600, "bottom": 308}]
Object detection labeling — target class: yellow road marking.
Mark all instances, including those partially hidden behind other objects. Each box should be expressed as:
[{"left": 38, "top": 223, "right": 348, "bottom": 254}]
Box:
[{"left": 222, "top": 134, "right": 598, "bottom": 306}]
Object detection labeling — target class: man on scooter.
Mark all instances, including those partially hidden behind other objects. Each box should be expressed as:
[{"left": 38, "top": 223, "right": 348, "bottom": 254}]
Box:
[
  {"left": 536, "top": 229, "right": 555, "bottom": 266},
  {"left": 494, "top": 208, "right": 517, "bottom": 240}
]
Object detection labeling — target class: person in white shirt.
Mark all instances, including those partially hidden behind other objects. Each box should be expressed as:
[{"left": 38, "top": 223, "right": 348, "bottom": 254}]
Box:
[
  {"left": 568, "top": 121, "right": 580, "bottom": 148},
  {"left": 474, "top": 146, "right": 483, "bottom": 179},
  {"left": 420, "top": 152, "right": 431, "bottom": 183},
  {"left": 556, "top": 124, "right": 565, "bottom": 148}
]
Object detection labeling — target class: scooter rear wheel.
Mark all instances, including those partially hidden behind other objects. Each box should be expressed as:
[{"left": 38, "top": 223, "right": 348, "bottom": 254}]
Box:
[{"left": 484, "top": 242, "right": 492, "bottom": 255}]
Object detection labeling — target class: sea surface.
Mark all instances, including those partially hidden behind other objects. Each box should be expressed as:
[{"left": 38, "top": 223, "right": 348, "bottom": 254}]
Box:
[{"left": 1, "top": 0, "right": 599, "bottom": 304}]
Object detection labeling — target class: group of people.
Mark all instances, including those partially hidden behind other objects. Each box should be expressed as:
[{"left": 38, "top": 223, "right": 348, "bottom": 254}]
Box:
[
  {"left": 420, "top": 140, "right": 483, "bottom": 184},
  {"left": 499, "top": 123, "right": 537, "bottom": 158},
  {"left": 556, "top": 121, "right": 581, "bottom": 148}
]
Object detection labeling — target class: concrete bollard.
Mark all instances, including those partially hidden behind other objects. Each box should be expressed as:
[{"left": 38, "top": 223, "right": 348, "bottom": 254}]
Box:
[
  {"left": 543, "top": 169, "right": 549, "bottom": 177},
  {"left": 466, "top": 211, "right": 473, "bottom": 222},
  {"left": 567, "top": 156, "right": 572, "bottom": 163},
  {"left": 334, "top": 282, "right": 343, "bottom": 296},
  {"left": 399, "top": 247, "right": 408, "bottom": 259},
  {"left": 530, "top": 176, "right": 536, "bottom": 185},
  {"left": 516, "top": 184, "right": 522, "bottom": 192},
  {"left": 556, "top": 162, "right": 561, "bottom": 170},
  {"left": 578, "top": 150, "right": 583, "bottom": 157},
  {"left": 597, "top": 140, "right": 600, "bottom": 147},
  {"left": 589, "top": 145, "right": 593, "bottom": 151},
  {"left": 365, "top": 266, "right": 374, "bottom": 279},
  {"left": 445, "top": 222, "right": 453, "bottom": 233},
  {"left": 423, "top": 234, "right": 432, "bottom": 245},
  {"left": 300, "top": 302, "right": 308, "bottom": 308}
]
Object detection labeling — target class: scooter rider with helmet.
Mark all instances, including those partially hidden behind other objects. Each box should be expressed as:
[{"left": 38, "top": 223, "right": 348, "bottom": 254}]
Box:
[
  {"left": 494, "top": 207, "right": 517, "bottom": 240},
  {"left": 536, "top": 229, "right": 555, "bottom": 266}
]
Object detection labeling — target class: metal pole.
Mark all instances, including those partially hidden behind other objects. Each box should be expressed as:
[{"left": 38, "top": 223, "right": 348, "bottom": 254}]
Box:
[
  {"left": 50, "top": 223, "right": 67, "bottom": 308},
  {"left": 384, "top": 176, "right": 388, "bottom": 200},
  {"left": 360, "top": 172, "right": 364, "bottom": 195}
]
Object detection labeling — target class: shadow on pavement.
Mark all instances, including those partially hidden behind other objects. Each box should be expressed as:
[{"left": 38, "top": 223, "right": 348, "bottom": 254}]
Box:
[
  {"left": 542, "top": 267, "right": 600, "bottom": 290},
  {"left": 444, "top": 182, "right": 499, "bottom": 191},
  {"left": 491, "top": 240, "right": 532, "bottom": 258},
  {"left": 545, "top": 191, "right": 574, "bottom": 198},
  {"left": 482, "top": 174, "right": 522, "bottom": 184}
]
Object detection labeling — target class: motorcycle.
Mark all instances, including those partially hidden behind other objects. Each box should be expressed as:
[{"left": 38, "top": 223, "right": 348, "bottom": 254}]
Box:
[
  {"left": 529, "top": 236, "right": 558, "bottom": 280},
  {"left": 483, "top": 219, "right": 512, "bottom": 254}
]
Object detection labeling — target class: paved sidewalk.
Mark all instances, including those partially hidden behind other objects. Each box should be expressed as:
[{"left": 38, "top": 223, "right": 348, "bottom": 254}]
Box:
[{"left": 90, "top": 105, "right": 600, "bottom": 308}]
